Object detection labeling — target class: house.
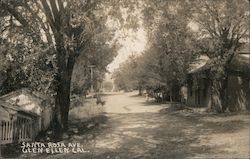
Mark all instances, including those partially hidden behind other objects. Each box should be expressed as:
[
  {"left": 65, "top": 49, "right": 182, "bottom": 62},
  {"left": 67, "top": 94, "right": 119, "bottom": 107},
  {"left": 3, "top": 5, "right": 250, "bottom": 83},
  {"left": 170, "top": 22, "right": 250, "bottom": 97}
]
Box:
[
  {"left": 187, "top": 45, "right": 250, "bottom": 111},
  {"left": 0, "top": 100, "right": 39, "bottom": 144},
  {"left": 0, "top": 89, "right": 54, "bottom": 132}
]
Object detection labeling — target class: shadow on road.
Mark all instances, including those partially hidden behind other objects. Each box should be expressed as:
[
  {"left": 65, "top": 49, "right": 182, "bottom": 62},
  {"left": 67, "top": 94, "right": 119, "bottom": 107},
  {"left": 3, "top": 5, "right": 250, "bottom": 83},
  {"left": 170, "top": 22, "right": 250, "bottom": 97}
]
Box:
[
  {"left": 68, "top": 114, "right": 109, "bottom": 139},
  {"left": 129, "top": 94, "right": 142, "bottom": 98},
  {"left": 139, "top": 101, "right": 163, "bottom": 106},
  {"left": 87, "top": 112, "right": 249, "bottom": 159},
  {"left": 101, "top": 93, "right": 123, "bottom": 97}
]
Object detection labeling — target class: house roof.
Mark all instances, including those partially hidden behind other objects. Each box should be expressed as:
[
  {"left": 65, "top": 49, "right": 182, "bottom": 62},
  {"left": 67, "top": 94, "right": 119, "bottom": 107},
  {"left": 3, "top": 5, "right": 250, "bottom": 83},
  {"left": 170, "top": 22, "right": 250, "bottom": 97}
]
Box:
[
  {"left": 228, "top": 53, "right": 250, "bottom": 74},
  {"left": 0, "top": 100, "right": 39, "bottom": 117},
  {"left": 0, "top": 103, "right": 10, "bottom": 120},
  {"left": 0, "top": 88, "right": 49, "bottom": 101},
  {"left": 188, "top": 55, "right": 211, "bottom": 74},
  {"left": 0, "top": 88, "right": 53, "bottom": 107},
  {"left": 189, "top": 44, "right": 250, "bottom": 75},
  {"left": 0, "top": 88, "right": 53, "bottom": 115},
  {"left": 237, "top": 43, "right": 250, "bottom": 54}
]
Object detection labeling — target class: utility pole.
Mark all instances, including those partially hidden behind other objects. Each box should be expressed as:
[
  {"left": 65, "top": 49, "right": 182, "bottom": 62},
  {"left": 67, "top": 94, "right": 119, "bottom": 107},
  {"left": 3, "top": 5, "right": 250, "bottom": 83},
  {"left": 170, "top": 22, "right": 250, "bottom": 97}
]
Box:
[{"left": 88, "top": 65, "right": 95, "bottom": 94}]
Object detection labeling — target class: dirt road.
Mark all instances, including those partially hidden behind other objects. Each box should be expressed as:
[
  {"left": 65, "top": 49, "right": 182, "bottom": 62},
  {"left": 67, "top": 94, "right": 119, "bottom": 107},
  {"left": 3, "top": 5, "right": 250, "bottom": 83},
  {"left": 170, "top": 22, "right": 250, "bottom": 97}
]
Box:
[
  {"left": 21, "top": 92, "right": 250, "bottom": 159},
  {"left": 103, "top": 92, "right": 166, "bottom": 114},
  {"left": 70, "top": 92, "right": 249, "bottom": 159}
]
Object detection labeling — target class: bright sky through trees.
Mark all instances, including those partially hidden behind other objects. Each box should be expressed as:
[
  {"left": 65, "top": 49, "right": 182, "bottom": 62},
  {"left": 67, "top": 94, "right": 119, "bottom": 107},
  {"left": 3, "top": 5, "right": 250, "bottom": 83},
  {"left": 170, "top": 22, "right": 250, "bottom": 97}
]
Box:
[
  {"left": 106, "top": 7, "right": 147, "bottom": 72},
  {"left": 107, "top": 28, "right": 147, "bottom": 72}
]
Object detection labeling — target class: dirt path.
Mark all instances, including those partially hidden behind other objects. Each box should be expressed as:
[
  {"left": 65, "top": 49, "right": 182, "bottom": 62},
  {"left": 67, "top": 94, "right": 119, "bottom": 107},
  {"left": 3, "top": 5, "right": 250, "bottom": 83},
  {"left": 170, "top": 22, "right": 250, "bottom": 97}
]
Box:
[
  {"left": 102, "top": 92, "right": 166, "bottom": 114},
  {"left": 66, "top": 92, "right": 250, "bottom": 159},
  {"left": 21, "top": 92, "right": 250, "bottom": 159}
]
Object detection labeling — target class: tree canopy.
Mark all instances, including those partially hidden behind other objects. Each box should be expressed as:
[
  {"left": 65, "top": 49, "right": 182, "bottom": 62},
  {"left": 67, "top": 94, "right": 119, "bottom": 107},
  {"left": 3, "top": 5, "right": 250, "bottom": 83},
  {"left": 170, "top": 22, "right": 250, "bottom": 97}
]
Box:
[
  {"left": 112, "top": 0, "right": 249, "bottom": 110},
  {"left": 0, "top": 0, "right": 249, "bottom": 136},
  {"left": 0, "top": 0, "right": 121, "bottom": 134}
]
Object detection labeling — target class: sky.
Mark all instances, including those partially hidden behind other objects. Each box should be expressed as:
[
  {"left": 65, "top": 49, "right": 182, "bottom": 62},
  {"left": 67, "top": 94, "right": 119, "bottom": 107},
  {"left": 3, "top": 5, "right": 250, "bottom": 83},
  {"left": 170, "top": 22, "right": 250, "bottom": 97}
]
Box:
[
  {"left": 105, "top": 13, "right": 199, "bottom": 73},
  {"left": 107, "top": 28, "right": 147, "bottom": 72},
  {"left": 105, "top": 6, "right": 147, "bottom": 73}
]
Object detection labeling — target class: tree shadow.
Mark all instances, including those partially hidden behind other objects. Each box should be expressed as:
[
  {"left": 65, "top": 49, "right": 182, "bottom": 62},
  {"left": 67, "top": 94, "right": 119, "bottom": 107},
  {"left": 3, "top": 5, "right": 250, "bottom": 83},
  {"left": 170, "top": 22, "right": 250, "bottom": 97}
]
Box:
[
  {"left": 129, "top": 94, "right": 142, "bottom": 98},
  {"left": 101, "top": 93, "right": 121, "bottom": 96},
  {"left": 67, "top": 114, "right": 109, "bottom": 138},
  {"left": 10, "top": 112, "right": 249, "bottom": 159},
  {"left": 139, "top": 101, "right": 163, "bottom": 106},
  {"left": 86, "top": 113, "right": 249, "bottom": 159},
  {"left": 0, "top": 143, "right": 22, "bottom": 158}
]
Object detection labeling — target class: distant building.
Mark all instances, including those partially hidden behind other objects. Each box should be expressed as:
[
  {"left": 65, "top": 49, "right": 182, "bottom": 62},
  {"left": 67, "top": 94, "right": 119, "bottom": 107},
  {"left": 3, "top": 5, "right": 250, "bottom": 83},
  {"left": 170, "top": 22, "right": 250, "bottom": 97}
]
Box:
[{"left": 187, "top": 45, "right": 250, "bottom": 111}]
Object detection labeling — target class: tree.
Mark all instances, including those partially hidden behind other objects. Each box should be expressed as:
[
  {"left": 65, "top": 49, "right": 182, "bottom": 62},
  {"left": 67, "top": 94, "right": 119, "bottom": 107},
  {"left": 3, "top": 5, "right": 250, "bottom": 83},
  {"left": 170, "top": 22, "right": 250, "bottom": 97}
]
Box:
[
  {"left": 141, "top": 0, "right": 249, "bottom": 109},
  {"left": 193, "top": 0, "right": 249, "bottom": 112},
  {"left": 102, "top": 81, "right": 113, "bottom": 92},
  {"left": 71, "top": 29, "right": 119, "bottom": 95},
  {"left": 0, "top": 38, "right": 30, "bottom": 95},
  {"left": 112, "top": 0, "right": 197, "bottom": 101},
  {"left": 112, "top": 56, "right": 139, "bottom": 91},
  {"left": 0, "top": 0, "right": 96, "bottom": 136},
  {"left": 0, "top": 0, "right": 144, "bottom": 136}
]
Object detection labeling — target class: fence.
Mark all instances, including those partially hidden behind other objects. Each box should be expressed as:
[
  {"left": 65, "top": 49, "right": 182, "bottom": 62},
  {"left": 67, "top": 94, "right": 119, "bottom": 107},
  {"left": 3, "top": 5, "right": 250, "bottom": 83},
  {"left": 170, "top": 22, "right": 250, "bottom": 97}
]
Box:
[{"left": 0, "top": 115, "right": 33, "bottom": 145}]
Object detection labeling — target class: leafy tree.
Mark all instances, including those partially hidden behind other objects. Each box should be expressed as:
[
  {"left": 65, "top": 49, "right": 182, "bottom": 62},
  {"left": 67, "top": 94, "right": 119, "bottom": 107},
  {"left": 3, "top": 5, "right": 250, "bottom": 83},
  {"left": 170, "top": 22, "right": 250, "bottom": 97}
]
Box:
[
  {"left": 112, "top": 56, "right": 138, "bottom": 91},
  {"left": 0, "top": 0, "right": 99, "bottom": 136},
  {"left": 112, "top": 0, "right": 249, "bottom": 110},
  {"left": 71, "top": 32, "right": 119, "bottom": 95},
  {"left": 0, "top": 0, "right": 144, "bottom": 136},
  {"left": 193, "top": 0, "right": 249, "bottom": 112},
  {"left": 102, "top": 81, "right": 113, "bottom": 92},
  {"left": 113, "top": 1, "right": 196, "bottom": 101},
  {"left": 0, "top": 38, "right": 31, "bottom": 95}
]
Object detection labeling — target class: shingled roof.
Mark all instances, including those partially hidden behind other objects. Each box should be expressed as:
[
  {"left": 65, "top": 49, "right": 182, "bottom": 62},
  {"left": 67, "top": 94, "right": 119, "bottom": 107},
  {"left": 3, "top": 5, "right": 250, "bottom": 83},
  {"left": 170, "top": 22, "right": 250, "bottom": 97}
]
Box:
[
  {"left": 0, "top": 88, "right": 52, "bottom": 115},
  {"left": 189, "top": 44, "right": 250, "bottom": 75},
  {"left": 0, "top": 100, "right": 39, "bottom": 117}
]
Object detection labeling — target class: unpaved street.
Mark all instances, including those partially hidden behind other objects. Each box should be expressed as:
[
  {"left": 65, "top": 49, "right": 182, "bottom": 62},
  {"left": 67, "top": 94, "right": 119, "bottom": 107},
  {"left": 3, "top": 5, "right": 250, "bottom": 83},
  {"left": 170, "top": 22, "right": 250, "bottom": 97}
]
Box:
[
  {"left": 22, "top": 92, "right": 250, "bottom": 159},
  {"left": 92, "top": 92, "right": 250, "bottom": 159},
  {"left": 103, "top": 92, "right": 166, "bottom": 114}
]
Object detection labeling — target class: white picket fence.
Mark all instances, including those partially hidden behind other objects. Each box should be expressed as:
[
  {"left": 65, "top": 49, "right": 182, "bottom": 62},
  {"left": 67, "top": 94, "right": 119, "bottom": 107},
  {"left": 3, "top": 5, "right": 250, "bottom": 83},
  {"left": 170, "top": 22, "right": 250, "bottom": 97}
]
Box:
[{"left": 0, "top": 116, "right": 33, "bottom": 145}]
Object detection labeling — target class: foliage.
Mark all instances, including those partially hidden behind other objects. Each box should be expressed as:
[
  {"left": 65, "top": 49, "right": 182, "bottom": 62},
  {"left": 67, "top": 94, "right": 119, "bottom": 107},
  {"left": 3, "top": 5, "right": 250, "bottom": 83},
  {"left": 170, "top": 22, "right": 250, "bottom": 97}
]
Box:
[
  {"left": 113, "top": 0, "right": 196, "bottom": 101},
  {"left": 192, "top": 0, "right": 249, "bottom": 112},
  {"left": 0, "top": 0, "right": 117, "bottom": 133},
  {"left": 112, "top": 0, "right": 249, "bottom": 110},
  {"left": 0, "top": 0, "right": 147, "bottom": 133},
  {"left": 102, "top": 81, "right": 113, "bottom": 92}
]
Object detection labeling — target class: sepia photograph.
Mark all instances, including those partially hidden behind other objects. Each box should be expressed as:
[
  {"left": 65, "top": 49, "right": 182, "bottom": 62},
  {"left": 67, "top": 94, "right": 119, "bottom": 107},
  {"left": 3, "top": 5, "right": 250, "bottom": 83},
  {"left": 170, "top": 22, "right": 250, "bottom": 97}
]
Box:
[{"left": 0, "top": 0, "right": 249, "bottom": 158}]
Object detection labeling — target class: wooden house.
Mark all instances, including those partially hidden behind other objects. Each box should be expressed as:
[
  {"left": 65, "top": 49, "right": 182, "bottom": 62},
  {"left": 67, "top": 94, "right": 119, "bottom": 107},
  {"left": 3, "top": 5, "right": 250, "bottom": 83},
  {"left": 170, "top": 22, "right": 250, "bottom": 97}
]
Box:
[
  {"left": 0, "top": 100, "right": 39, "bottom": 145},
  {"left": 187, "top": 45, "right": 250, "bottom": 111},
  {"left": 0, "top": 89, "right": 54, "bottom": 133}
]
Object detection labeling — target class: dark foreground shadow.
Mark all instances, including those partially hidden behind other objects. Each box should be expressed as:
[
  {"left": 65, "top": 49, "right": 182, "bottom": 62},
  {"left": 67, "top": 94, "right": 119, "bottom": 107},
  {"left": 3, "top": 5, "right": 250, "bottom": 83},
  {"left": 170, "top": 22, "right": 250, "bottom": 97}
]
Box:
[
  {"left": 0, "top": 143, "right": 22, "bottom": 158},
  {"left": 88, "top": 112, "right": 249, "bottom": 159},
  {"left": 68, "top": 114, "right": 109, "bottom": 137}
]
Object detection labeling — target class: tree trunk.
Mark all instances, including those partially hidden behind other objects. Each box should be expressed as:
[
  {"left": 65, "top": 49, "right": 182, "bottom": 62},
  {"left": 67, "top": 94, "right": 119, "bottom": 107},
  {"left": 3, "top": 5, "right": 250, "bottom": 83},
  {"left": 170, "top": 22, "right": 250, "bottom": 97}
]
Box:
[
  {"left": 138, "top": 86, "right": 142, "bottom": 96},
  {"left": 57, "top": 76, "right": 71, "bottom": 128},
  {"left": 52, "top": 32, "right": 76, "bottom": 138},
  {"left": 53, "top": 75, "right": 71, "bottom": 139},
  {"left": 53, "top": 61, "right": 74, "bottom": 139},
  {"left": 211, "top": 76, "right": 228, "bottom": 113},
  {"left": 211, "top": 80, "right": 223, "bottom": 113}
]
